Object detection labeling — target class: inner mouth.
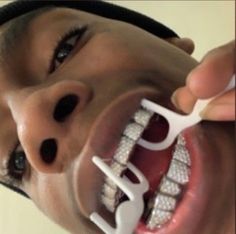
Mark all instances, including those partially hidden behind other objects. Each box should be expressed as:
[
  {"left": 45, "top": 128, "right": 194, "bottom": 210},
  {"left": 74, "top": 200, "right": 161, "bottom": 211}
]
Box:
[{"left": 100, "top": 106, "right": 191, "bottom": 231}]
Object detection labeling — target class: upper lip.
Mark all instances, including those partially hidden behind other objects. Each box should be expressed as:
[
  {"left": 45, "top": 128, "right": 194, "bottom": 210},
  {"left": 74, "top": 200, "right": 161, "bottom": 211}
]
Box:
[{"left": 72, "top": 86, "right": 167, "bottom": 218}]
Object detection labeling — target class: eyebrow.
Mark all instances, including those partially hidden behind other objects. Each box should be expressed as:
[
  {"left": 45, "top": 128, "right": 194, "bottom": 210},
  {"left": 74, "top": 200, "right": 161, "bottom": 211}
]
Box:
[{"left": 0, "top": 7, "right": 55, "bottom": 64}]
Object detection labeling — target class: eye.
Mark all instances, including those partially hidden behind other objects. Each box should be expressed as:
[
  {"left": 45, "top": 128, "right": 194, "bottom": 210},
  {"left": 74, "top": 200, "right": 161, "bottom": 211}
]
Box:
[
  {"left": 7, "top": 143, "right": 27, "bottom": 181},
  {"left": 50, "top": 26, "right": 87, "bottom": 73}
]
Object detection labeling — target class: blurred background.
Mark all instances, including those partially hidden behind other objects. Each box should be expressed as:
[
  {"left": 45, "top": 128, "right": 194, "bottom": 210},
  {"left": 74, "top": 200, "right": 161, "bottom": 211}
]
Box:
[{"left": 0, "top": 1, "right": 235, "bottom": 234}]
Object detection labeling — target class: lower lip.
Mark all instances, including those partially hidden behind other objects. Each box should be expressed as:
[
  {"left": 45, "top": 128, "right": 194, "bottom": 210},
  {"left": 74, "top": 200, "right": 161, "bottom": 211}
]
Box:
[{"left": 135, "top": 125, "right": 208, "bottom": 234}]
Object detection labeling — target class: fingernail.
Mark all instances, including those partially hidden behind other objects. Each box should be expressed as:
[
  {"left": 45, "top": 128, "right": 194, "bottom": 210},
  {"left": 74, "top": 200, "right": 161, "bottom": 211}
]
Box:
[
  {"left": 186, "top": 70, "right": 194, "bottom": 84},
  {"left": 171, "top": 90, "right": 179, "bottom": 109},
  {"left": 186, "top": 67, "right": 199, "bottom": 85},
  {"left": 200, "top": 104, "right": 235, "bottom": 121},
  {"left": 186, "top": 65, "right": 204, "bottom": 86}
]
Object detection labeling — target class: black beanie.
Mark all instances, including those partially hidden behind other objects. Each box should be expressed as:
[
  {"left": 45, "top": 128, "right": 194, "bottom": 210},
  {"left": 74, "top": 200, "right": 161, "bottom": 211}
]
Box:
[
  {"left": 0, "top": 0, "right": 179, "bottom": 199},
  {"left": 0, "top": 0, "right": 179, "bottom": 38}
]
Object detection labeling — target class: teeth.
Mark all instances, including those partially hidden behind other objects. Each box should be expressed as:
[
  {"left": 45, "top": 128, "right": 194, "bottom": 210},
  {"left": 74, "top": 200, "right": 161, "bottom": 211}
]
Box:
[
  {"left": 153, "top": 193, "right": 176, "bottom": 211},
  {"left": 173, "top": 144, "right": 191, "bottom": 166},
  {"left": 114, "top": 136, "right": 135, "bottom": 165},
  {"left": 100, "top": 106, "right": 191, "bottom": 231},
  {"left": 103, "top": 138, "right": 136, "bottom": 211},
  {"left": 102, "top": 184, "right": 117, "bottom": 199},
  {"left": 110, "top": 160, "right": 126, "bottom": 175},
  {"left": 101, "top": 108, "right": 152, "bottom": 212},
  {"left": 146, "top": 135, "right": 191, "bottom": 230},
  {"left": 177, "top": 133, "right": 186, "bottom": 146},
  {"left": 105, "top": 161, "right": 126, "bottom": 189},
  {"left": 147, "top": 209, "right": 172, "bottom": 229},
  {"left": 124, "top": 122, "right": 144, "bottom": 141},
  {"left": 159, "top": 176, "right": 181, "bottom": 196},
  {"left": 167, "top": 159, "right": 190, "bottom": 185},
  {"left": 101, "top": 195, "right": 116, "bottom": 213},
  {"left": 133, "top": 108, "right": 153, "bottom": 126}
]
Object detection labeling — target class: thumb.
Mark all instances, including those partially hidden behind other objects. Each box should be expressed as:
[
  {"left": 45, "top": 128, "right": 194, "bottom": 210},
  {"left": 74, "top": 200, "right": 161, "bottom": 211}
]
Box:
[{"left": 171, "top": 86, "right": 197, "bottom": 113}]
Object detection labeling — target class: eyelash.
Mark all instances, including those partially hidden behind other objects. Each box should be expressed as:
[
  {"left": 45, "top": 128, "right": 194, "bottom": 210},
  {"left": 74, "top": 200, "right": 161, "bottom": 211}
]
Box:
[
  {"left": 49, "top": 26, "right": 87, "bottom": 73},
  {"left": 4, "top": 142, "right": 27, "bottom": 188}
]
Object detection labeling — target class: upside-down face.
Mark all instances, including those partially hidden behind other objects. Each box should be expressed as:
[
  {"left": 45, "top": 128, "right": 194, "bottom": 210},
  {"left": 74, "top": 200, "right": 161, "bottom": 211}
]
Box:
[{"left": 0, "top": 7, "right": 234, "bottom": 234}]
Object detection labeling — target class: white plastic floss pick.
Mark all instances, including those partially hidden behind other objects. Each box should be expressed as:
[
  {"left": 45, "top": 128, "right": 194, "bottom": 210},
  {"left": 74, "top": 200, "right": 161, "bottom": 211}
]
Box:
[
  {"left": 90, "top": 156, "right": 149, "bottom": 234},
  {"left": 138, "top": 74, "right": 235, "bottom": 151}
]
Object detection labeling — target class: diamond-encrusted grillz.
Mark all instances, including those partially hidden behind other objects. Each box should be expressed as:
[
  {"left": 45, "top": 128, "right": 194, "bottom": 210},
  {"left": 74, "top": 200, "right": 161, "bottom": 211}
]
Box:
[
  {"left": 100, "top": 106, "right": 191, "bottom": 230},
  {"left": 147, "top": 209, "right": 172, "bottom": 229},
  {"left": 159, "top": 176, "right": 181, "bottom": 196},
  {"left": 146, "top": 134, "right": 191, "bottom": 229},
  {"left": 101, "top": 107, "right": 153, "bottom": 212}
]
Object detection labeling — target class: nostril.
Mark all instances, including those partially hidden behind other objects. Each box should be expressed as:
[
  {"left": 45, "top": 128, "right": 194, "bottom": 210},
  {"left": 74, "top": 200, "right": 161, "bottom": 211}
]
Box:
[
  {"left": 53, "top": 94, "right": 79, "bottom": 122},
  {"left": 40, "top": 138, "right": 57, "bottom": 164}
]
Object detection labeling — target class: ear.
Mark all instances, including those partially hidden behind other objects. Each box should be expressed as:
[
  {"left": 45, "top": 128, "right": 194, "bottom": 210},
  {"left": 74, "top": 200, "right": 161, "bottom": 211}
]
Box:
[{"left": 166, "top": 37, "right": 195, "bottom": 55}]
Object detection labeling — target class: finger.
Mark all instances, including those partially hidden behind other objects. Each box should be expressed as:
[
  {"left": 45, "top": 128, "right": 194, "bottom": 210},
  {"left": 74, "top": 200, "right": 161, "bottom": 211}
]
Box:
[
  {"left": 200, "top": 103, "right": 235, "bottom": 121},
  {"left": 207, "top": 89, "right": 235, "bottom": 105},
  {"left": 200, "top": 90, "right": 235, "bottom": 121},
  {"left": 166, "top": 37, "right": 195, "bottom": 55},
  {"left": 171, "top": 86, "right": 197, "bottom": 113},
  {"left": 187, "top": 40, "right": 235, "bottom": 98},
  {"left": 172, "top": 87, "right": 235, "bottom": 120}
]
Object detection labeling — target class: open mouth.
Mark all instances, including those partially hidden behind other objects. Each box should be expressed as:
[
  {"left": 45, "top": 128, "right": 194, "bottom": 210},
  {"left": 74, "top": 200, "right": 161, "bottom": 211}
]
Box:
[{"left": 99, "top": 106, "right": 191, "bottom": 232}]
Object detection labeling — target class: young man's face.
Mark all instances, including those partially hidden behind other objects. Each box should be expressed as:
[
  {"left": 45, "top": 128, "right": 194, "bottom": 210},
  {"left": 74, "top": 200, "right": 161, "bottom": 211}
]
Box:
[{"left": 0, "top": 7, "right": 234, "bottom": 234}]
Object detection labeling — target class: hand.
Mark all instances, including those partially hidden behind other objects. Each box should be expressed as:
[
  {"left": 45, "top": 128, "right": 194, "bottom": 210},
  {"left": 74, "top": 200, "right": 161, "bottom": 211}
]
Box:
[{"left": 171, "top": 40, "right": 235, "bottom": 121}]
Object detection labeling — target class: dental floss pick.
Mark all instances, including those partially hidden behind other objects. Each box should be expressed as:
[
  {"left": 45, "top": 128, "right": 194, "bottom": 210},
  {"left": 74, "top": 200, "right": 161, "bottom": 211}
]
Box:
[
  {"left": 90, "top": 156, "right": 149, "bottom": 234},
  {"left": 138, "top": 74, "right": 235, "bottom": 151}
]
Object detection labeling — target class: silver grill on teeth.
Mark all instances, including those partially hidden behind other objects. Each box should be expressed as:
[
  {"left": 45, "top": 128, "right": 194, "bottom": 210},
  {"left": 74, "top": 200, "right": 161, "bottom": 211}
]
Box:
[
  {"left": 147, "top": 209, "right": 172, "bottom": 229},
  {"left": 101, "top": 195, "right": 116, "bottom": 212},
  {"left": 101, "top": 107, "right": 153, "bottom": 212},
  {"left": 123, "top": 122, "right": 146, "bottom": 141},
  {"left": 134, "top": 108, "right": 154, "bottom": 126},
  {"left": 146, "top": 134, "right": 191, "bottom": 229},
  {"left": 159, "top": 176, "right": 181, "bottom": 196},
  {"left": 113, "top": 136, "right": 135, "bottom": 165},
  {"left": 100, "top": 105, "right": 191, "bottom": 230},
  {"left": 167, "top": 159, "right": 190, "bottom": 185},
  {"left": 104, "top": 161, "right": 126, "bottom": 189},
  {"left": 153, "top": 193, "right": 177, "bottom": 211},
  {"left": 173, "top": 144, "right": 191, "bottom": 166},
  {"left": 102, "top": 183, "right": 117, "bottom": 199}
]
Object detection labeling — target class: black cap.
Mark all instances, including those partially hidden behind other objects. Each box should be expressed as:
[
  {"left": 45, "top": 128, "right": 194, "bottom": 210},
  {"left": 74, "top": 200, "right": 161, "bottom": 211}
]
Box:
[{"left": 0, "top": 0, "right": 179, "bottom": 39}]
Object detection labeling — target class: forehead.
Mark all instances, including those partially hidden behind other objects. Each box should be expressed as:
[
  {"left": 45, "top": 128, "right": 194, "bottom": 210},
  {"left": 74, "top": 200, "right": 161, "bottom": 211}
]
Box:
[{"left": 0, "top": 7, "right": 56, "bottom": 63}]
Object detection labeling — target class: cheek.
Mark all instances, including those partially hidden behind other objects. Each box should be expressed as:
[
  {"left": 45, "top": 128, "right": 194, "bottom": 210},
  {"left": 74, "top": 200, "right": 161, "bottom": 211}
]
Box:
[
  {"left": 68, "top": 31, "right": 160, "bottom": 78},
  {"left": 29, "top": 174, "right": 78, "bottom": 229},
  {"left": 28, "top": 174, "right": 102, "bottom": 233}
]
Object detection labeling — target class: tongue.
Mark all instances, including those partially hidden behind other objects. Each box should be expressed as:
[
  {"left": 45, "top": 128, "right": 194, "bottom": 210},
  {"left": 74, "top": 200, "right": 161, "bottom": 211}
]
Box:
[{"left": 126, "top": 115, "right": 174, "bottom": 198}]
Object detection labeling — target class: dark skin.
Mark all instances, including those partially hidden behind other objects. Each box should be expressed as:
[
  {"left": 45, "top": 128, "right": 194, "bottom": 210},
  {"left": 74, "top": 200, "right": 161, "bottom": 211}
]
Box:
[{"left": 0, "top": 7, "right": 234, "bottom": 234}]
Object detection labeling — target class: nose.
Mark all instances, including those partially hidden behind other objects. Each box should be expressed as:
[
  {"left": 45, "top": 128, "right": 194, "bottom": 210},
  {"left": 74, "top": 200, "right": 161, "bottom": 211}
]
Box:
[{"left": 7, "top": 80, "right": 92, "bottom": 173}]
